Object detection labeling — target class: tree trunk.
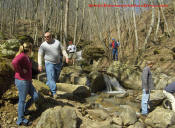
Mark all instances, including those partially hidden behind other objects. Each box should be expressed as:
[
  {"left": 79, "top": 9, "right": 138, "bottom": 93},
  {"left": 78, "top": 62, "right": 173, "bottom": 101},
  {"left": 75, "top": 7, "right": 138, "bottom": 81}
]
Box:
[
  {"left": 73, "top": 0, "right": 79, "bottom": 45},
  {"left": 154, "top": 8, "right": 160, "bottom": 41},
  {"left": 63, "top": 0, "right": 69, "bottom": 46},
  {"left": 132, "top": 0, "right": 138, "bottom": 50},
  {"left": 143, "top": 0, "right": 155, "bottom": 49}
]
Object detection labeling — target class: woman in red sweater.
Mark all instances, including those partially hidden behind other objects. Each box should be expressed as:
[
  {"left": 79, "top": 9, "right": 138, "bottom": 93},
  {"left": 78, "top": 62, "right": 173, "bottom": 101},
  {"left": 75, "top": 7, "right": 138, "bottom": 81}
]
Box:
[{"left": 12, "top": 42, "right": 38, "bottom": 126}]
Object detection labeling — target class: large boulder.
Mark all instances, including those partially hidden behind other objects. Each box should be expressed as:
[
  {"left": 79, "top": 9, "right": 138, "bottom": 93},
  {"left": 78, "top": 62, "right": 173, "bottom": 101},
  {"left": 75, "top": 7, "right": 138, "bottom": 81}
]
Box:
[
  {"left": 119, "top": 106, "right": 137, "bottom": 126},
  {"left": 145, "top": 107, "right": 175, "bottom": 128},
  {"left": 0, "top": 39, "right": 20, "bottom": 58},
  {"left": 107, "top": 61, "right": 142, "bottom": 90},
  {"left": 36, "top": 106, "right": 78, "bottom": 128},
  {"left": 56, "top": 83, "right": 90, "bottom": 98},
  {"left": 82, "top": 45, "right": 105, "bottom": 60},
  {"left": 136, "top": 90, "right": 165, "bottom": 107},
  {"left": 88, "top": 71, "right": 106, "bottom": 93},
  {"left": 59, "top": 66, "right": 87, "bottom": 85}
]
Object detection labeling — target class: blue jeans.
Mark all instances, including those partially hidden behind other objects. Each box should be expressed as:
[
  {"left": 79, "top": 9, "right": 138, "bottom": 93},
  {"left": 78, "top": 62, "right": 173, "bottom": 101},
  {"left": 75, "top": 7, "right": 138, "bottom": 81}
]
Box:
[
  {"left": 141, "top": 89, "right": 150, "bottom": 115},
  {"left": 112, "top": 48, "right": 118, "bottom": 61},
  {"left": 45, "top": 62, "right": 62, "bottom": 95},
  {"left": 15, "top": 79, "right": 39, "bottom": 125}
]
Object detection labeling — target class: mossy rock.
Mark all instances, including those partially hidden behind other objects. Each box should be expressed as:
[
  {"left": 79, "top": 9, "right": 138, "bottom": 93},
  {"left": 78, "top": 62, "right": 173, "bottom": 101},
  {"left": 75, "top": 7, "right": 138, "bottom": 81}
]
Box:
[
  {"left": 0, "top": 39, "right": 20, "bottom": 58},
  {"left": 82, "top": 45, "right": 105, "bottom": 60}
]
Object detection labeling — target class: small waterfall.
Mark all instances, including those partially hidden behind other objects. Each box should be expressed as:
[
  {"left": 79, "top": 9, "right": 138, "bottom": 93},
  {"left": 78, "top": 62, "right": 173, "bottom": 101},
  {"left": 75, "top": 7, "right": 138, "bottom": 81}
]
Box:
[{"left": 103, "top": 74, "right": 126, "bottom": 94}]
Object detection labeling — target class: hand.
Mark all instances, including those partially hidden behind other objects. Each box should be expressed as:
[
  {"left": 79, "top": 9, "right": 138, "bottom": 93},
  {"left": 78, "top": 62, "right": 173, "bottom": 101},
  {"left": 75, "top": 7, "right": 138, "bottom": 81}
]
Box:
[
  {"left": 65, "top": 58, "right": 69, "bottom": 63},
  {"left": 38, "top": 66, "right": 42, "bottom": 72},
  {"left": 23, "top": 69, "right": 27, "bottom": 74}
]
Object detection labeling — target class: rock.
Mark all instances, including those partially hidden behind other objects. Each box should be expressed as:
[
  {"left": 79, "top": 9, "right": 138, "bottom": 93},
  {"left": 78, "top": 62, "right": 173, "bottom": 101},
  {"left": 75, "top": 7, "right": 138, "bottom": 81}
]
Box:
[
  {"left": 119, "top": 106, "right": 137, "bottom": 126},
  {"left": 145, "top": 107, "right": 175, "bottom": 128},
  {"left": 112, "top": 117, "right": 122, "bottom": 126},
  {"left": 136, "top": 90, "right": 165, "bottom": 107},
  {"left": 2, "top": 85, "right": 18, "bottom": 100},
  {"left": 154, "top": 73, "right": 169, "bottom": 89},
  {"left": 82, "top": 45, "right": 105, "bottom": 60},
  {"left": 88, "top": 71, "right": 106, "bottom": 93},
  {"left": 32, "top": 79, "right": 50, "bottom": 96},
  {"left": 107, "top": 61, "right": 142, "bottom": 90},
  {"left": 56, "top": 83, "right": 90, "bottom": 98},
  {"left": 87, "top": 109, "right": 109, "bottom": 121},
  {"left": 59, "top": 66, "right": 87, "bottom": 85},
  {"left": 127, "top": 122, "right": 145, "bottom": 128},
  {"left": 0, "top": 39, "right": 20, "bottom": 58},
  {"left": 36, "top": 106, "right": 78, "bottom": 128}
]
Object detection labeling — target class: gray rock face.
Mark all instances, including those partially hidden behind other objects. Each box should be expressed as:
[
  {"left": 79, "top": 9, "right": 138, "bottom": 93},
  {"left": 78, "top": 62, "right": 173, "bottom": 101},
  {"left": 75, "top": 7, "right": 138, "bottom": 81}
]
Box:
[
  {"left": 145, "top": 107, "right": 175, "bottom": 128},
  {"left": 36, "top": 106, "right": 78, "bottom": 128}
]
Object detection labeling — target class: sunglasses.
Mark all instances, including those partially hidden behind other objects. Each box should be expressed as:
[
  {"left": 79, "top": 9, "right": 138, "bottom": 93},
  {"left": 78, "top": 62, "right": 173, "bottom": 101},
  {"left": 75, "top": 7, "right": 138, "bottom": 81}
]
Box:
[{"left": 44, "top": 36, "right": 51, "bottom": 38}]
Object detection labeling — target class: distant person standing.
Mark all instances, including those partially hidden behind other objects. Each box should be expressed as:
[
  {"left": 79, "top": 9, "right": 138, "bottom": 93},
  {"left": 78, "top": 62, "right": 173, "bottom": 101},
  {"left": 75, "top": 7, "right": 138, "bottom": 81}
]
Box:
[
  {"left": 141, "top": 61, "right": 154, "bottom": 116},
  {"left": 110, "top": 38, "right": 120, "bottom": 61},
  {"left": 163, "top": 82, "right": 175, "bottom": 112},
  {"left": 12, "top": 42, "right": 39, "bottom": 126},
  {"left": 67, "top": 41, "right": 77, "bottom": 65},
  {"left": 38, "top": 32, "right": 69, "bottom": 98}
]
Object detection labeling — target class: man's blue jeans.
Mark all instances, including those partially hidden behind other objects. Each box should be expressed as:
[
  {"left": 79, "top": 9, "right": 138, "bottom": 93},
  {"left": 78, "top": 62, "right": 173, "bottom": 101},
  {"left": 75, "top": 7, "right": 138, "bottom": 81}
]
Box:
[
  {"left": 112, "top": 48, "right": 118, "bottom": 61},
  {"left": 15, "top": 79, "right": 39, "bottom": 125},
  {"left": 141, "top": 89, "right": 150, "bottom": 115},
  {"left": 45, "top": 62, "right": 62, "bottom": 95}
]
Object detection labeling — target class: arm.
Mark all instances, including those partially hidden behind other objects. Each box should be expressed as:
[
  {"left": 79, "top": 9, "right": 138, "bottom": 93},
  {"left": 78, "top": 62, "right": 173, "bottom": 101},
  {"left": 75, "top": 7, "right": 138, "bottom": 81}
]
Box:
[
  {"left": 142, "top": 67, "right": 149, "bottom": 92},
  {"left": 12, "top": 55, "right": 26, "bottom": 76},
  {"left": 60, "top": 43, "right": 69, "bottom": 63},
  {"left": 38, "top": 45, "right": 44, "bottom": 72}
]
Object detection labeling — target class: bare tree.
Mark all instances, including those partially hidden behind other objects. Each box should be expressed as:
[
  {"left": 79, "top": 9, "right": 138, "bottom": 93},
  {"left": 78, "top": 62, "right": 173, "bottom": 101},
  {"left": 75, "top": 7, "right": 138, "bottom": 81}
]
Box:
[
  {"left": 73, "top": 0, "right": 79, "bottom": 44},
  {"left": 143, "top": 0, "right": 155, "bottom": 49}
]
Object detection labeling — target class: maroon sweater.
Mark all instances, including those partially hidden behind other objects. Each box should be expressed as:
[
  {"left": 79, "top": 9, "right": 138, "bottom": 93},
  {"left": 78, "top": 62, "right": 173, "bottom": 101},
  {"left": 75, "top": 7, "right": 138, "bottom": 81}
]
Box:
[{"left": 12, "top": 53, "right": 32, "bottom": 81}]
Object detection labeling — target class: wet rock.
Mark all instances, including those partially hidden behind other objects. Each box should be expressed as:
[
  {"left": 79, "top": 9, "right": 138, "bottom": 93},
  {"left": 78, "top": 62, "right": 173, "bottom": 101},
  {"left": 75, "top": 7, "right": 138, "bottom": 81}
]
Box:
[
  {"left": 145, "top": 107, "right": 175, "bottom": 128},
  {"left": 36, "top": 106, "right": 78, "bottom": 128},
  {"left": 107, "top": 61, "right": 142, "bottom": 90},
  {"left": 88, "top": 71, "right": 106, "bottom": 93}
]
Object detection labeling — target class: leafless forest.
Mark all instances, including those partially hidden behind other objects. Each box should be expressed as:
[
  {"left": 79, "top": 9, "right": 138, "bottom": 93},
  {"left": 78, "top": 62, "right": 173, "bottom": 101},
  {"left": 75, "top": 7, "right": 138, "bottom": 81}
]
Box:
[{"left": 0, "top": 0, "right": 173, "bottom": 56}]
